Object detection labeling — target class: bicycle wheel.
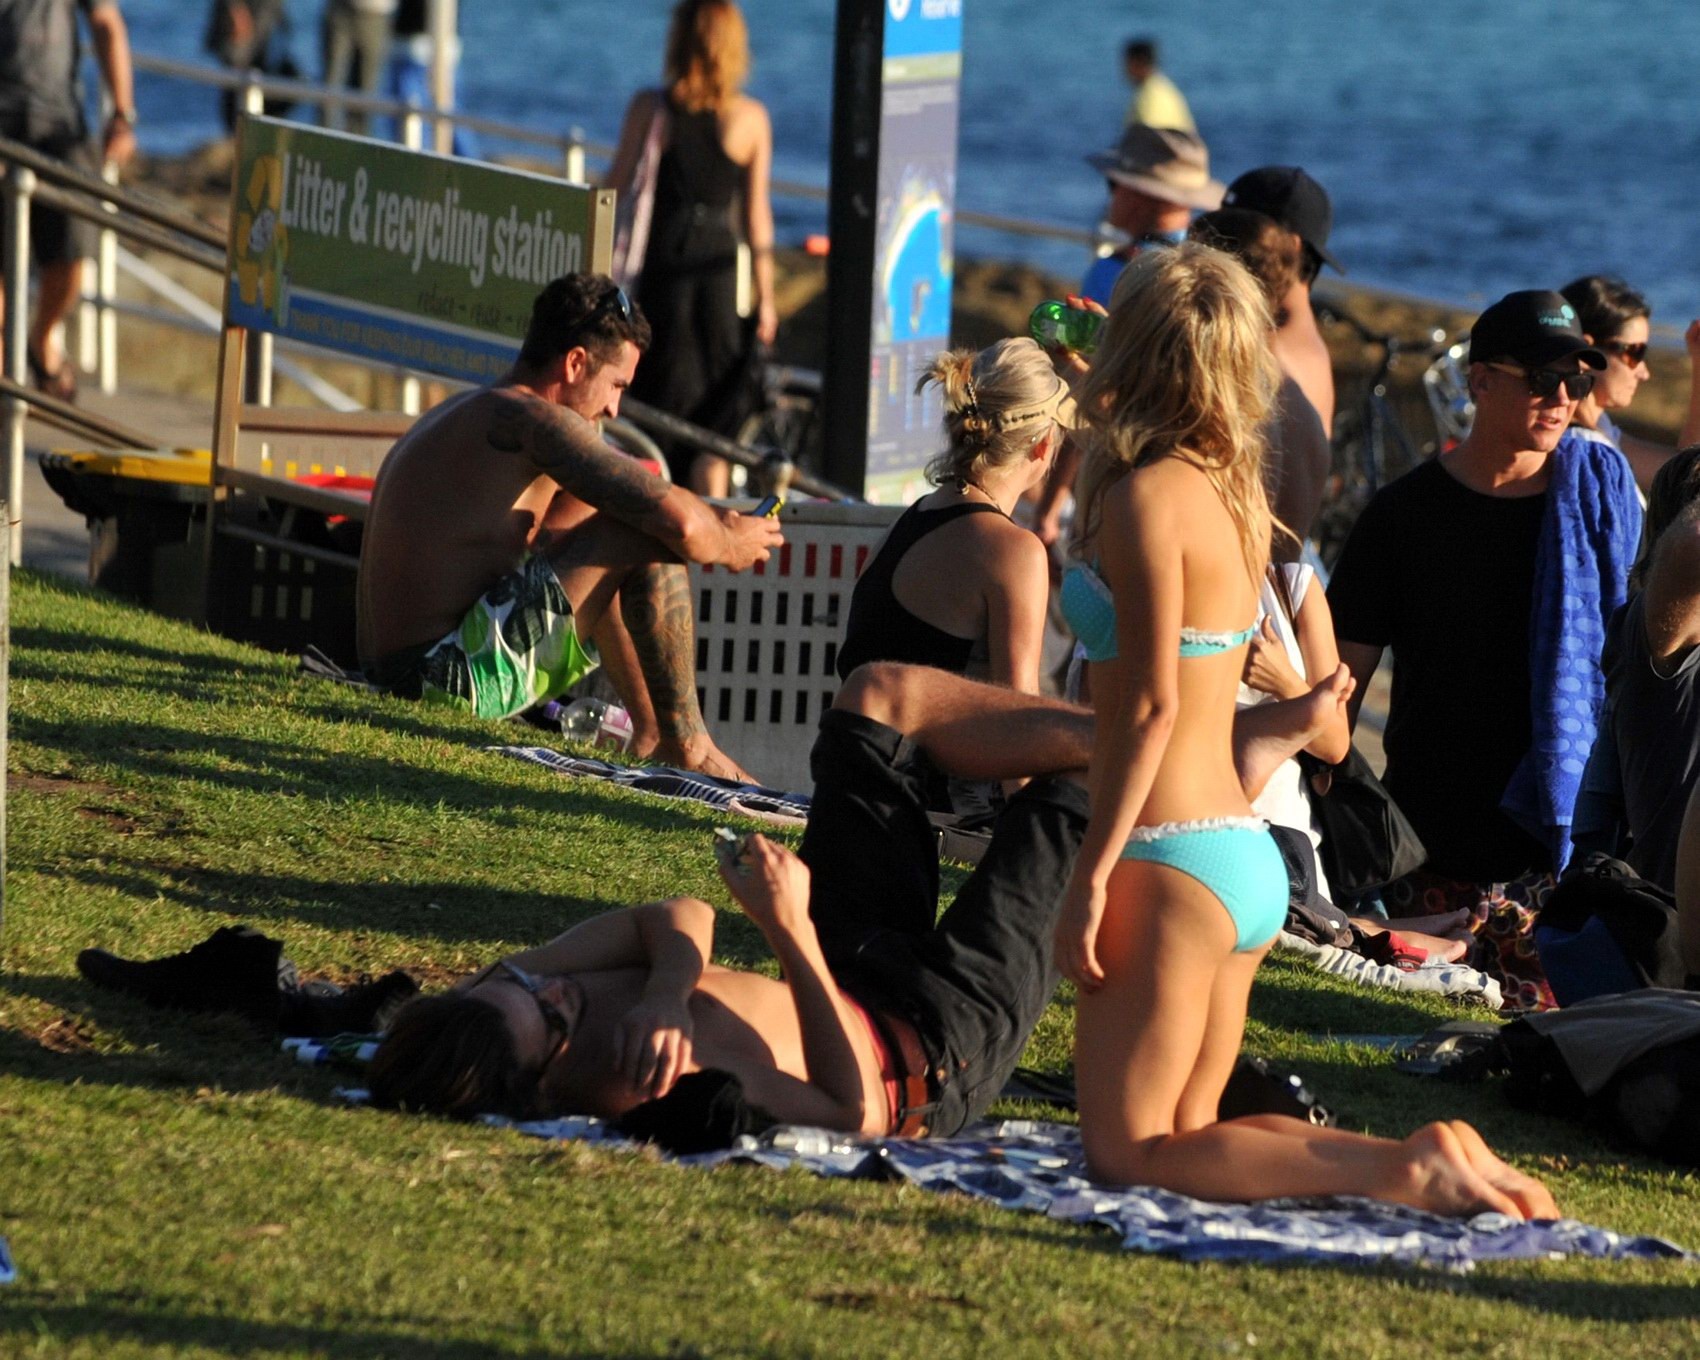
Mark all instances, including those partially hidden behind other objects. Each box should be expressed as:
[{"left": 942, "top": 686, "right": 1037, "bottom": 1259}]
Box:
[{"left": 737, "top": 393, "right": 821, "bottom": 469}]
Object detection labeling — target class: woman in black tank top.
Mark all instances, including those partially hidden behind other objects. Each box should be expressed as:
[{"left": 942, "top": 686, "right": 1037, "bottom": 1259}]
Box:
[
  {"left": 837, "top": 337, "right": 1080, "bottom": 694},
  {"left": 608, "top": 0, "right": 778, "bottom": 494}
]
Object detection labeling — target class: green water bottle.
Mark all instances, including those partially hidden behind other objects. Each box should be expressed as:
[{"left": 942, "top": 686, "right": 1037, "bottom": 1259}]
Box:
[{"left": 1029, "top": 299, "right": 1105, "bottom": 356}]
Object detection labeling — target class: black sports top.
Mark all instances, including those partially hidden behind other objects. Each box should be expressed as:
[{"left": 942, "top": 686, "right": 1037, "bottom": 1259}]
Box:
[{"left": 836, "top": 501, "right": 1004, "bottom": 680}]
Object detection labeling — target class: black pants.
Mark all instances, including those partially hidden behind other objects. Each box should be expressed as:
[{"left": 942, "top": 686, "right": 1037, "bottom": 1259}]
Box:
[{"left": 799, "top": 709, "right": 1088, "bottom": 1135}]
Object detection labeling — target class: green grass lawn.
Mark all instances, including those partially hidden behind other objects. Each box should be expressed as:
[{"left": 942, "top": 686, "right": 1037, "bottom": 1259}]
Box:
[{"left": 2, "top": 570, "right": 1697, "bottom": 1359}]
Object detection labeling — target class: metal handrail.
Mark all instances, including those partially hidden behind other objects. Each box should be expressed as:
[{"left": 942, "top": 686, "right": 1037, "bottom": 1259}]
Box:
[
  {"left": 131, "top": 52, "right": 1098, "bottom": 251},
  {"left": 0, "top": 133, "right": 224, "bottom": 248}
]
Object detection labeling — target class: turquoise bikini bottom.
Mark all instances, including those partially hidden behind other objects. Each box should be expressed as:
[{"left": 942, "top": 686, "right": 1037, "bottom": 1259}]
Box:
[{"left": 1119, "top": 818, "right": 1287, "bottom": 952}]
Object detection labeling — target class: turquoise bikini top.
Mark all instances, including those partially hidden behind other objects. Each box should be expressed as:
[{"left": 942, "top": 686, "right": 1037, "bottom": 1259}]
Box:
[{"left": 1061, "top": 561, "right": 1256, "bottom": 663}]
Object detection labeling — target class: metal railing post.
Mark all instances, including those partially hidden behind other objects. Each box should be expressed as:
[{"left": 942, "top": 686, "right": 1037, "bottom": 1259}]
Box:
[
  {"left": 565, "top": 129, "right": 586, "bottom": 185},
  {"left": 0, "top": 507, "right": 9, "bottom": 947},
  {"left": 4, "top": 164, "right": 34, "bottom": 567},
  {"left": 97, "top": 160, "right": 119, "bottom": 394},
  {"left": 401, "top": 109, "right": 425, "bottom": 152}
]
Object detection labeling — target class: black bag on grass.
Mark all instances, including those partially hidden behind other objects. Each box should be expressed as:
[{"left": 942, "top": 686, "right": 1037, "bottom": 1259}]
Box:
[
  {"left": 1298, "top": 747, "right": 1427, "bottom": 897},
  {"left": 1502, "top": 990, "right": 1700, "bottom": 1168}
]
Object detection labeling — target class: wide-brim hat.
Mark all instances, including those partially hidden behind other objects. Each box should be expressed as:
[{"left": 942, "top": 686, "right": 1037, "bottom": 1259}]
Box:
[{"left": 1085, "top": 125, "right": 1224, "bottom": 212}]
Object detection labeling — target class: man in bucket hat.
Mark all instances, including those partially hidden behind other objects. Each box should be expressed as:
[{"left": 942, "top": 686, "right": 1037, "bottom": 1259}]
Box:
[{"left": 1080, "top": 125, "right": 1223, "bottom": 306}]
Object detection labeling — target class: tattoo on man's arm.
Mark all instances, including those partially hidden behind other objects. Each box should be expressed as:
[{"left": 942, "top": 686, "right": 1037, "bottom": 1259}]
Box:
[{"left": 487, "top": 392, "right": 667, "bottom": 524}]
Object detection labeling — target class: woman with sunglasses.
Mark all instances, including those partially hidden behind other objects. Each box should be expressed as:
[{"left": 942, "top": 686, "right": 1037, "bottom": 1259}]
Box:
[
  {"left": 1054, "top": 247, "right": 1555, "bottom": 1216},
  {"left": 1559, "top": 275, "right": 1700, "bottom": 493}
]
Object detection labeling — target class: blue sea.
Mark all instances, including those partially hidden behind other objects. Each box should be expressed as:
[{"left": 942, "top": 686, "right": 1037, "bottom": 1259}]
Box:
[{"left": 125, "top": 0, "right": 1700, "bottom": 330}]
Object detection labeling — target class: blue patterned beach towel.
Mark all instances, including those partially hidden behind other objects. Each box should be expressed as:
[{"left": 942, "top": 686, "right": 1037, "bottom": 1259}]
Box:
[{"left": 327, "top": 1073, "right": 1688, "bottom": 1272}]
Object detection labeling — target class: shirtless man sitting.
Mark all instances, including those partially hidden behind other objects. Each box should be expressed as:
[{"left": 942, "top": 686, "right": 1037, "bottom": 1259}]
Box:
[
  {"left": 356, "top": 272, "right": 780, "bottom": 779},
  {"left": 367, "top": 663, "right": 1094, "bottom": 1138}
]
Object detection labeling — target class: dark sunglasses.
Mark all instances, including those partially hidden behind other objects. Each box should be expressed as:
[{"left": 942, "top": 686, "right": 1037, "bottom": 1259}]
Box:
[
  {"left": 1487, "top": 362, "right": 1596, "bottom": 401},
  {"left": 493, "top": 961, "right": 574, "bottom": 1056},
  {"left": 597, "top": 284, "right": 634, "bottom": 325},
  {"left": 1604, "top": 340, "right": 1650, "bottom": 367}
]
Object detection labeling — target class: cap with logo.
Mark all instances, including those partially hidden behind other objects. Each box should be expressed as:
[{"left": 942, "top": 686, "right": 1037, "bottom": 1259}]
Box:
[
  {"left": 1086, "top": 125, "right": 1224, "bottom": 212},
  {"left": 1469, "top": 291, "right": 1607, "bottom": 371},
  {"left": 1221, "top": 166, "right": 1342, "bottom": 274}
]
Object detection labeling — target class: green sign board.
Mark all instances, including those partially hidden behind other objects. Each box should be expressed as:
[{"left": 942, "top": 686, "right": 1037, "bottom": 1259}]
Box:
[{"left": 226, "top": 116, "right": 613, "bottom": 384}]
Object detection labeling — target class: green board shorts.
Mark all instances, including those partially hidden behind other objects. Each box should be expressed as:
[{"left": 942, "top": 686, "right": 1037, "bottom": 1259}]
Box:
[{"left": 374, "top": 556, "right": 600, "bottom": 720}]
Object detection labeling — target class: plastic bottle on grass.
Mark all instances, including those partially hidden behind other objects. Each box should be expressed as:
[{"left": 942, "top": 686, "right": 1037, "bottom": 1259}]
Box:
[
  {"left": 545, "top": 697, "right": 634, "bottom": 752},
  {"left": 1028, "top": 299, "right": 1104, "bottom": 356}
]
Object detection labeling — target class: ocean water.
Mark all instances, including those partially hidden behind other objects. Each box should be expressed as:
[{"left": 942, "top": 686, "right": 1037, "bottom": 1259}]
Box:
[{"left": 125, "top": 0, "right": 1700, "bottom": 327}]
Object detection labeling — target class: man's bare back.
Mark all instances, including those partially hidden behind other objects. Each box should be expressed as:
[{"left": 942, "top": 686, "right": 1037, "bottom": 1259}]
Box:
[{"left": 358, "top": 386, "right": 572, "bottom": 665}]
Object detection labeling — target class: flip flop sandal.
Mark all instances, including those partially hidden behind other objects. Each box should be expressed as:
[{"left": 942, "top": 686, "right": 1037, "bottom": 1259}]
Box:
[{"left": 26, "top": 346, "right": 76, "bottom": 403}]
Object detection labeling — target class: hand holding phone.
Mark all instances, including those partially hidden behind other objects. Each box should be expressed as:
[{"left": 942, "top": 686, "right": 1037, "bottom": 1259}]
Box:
[{"left": 712, "top": 826, "right": 750, "bottom": 874}]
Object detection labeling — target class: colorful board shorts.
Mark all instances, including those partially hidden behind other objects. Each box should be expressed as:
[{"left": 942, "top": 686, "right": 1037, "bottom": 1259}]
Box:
[{"left": 375, "top": 556, "right": 599, "bottom": 720}]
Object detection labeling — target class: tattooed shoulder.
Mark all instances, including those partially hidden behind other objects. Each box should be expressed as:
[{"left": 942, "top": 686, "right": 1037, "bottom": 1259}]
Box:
[{"left": 482, "top": 389, "right": 667, "bottom": 523}]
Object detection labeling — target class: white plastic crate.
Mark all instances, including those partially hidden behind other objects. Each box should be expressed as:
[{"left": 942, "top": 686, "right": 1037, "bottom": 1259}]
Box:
[{"left": 691, "top": 501, "right": 900, "bottom": 794}]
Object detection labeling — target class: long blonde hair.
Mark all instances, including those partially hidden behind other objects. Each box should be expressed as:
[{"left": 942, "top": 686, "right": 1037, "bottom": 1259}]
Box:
[
  {"left": 919, "top": 337, "right": 1061, "bottom": 488},
  {"left": 1072, "top": 244, "right": 1281, "bottom": 583},
  {"left": 665, "top": 0, "right": 750, "bottom": 114}
]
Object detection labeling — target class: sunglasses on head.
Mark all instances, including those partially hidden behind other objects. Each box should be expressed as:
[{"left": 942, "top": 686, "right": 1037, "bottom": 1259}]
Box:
[
  {"left": 597, "top": 284, "right": 634, "bottom": 325},
  {"left": 1486, "top": 362, "right": 1596, "bottom": 401},
  {"left": 1604, "top": 339, "right": 1649, "bottom": 367}
]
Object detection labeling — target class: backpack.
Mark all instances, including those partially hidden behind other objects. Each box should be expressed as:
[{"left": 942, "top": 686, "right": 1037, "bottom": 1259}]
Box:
[
  {"left": 1534, "top": 852, "right": 1686, "bottom": 1006},
  {"left": 1502, "top": 990, "right": 1700, "bottom": 1167}
]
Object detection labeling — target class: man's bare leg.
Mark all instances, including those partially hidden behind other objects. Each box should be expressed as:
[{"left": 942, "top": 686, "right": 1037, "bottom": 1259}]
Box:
[
  {"left": 833, "top": 662, "right": 1092, "bottom": 781},
  {"left": 619, "top": 559, "right": 755, "bottom": 781},
  {"left": 30, "top": 259, "right": 82, "bottom": 381},
  {"left": 548, "top": 515, "right": 754, "bottom": 782},
  {"left": 588, "top": 595, "right": 662, "bottom": 758}
]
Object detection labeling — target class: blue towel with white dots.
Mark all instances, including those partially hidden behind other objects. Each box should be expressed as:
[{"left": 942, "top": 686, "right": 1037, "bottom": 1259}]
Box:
[{"left": 1502, "top": 428, "right": 1641, "bottom": 874}]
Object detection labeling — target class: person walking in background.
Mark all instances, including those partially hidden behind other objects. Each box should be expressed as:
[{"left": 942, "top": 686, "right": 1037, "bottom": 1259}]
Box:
[
  {"left": 1221, "top": 166, "right": 1343, "bottom": 439},
  {"left": 1054, "top": 244, "right": 1552, "bottom": 1218},
  {"left": 1558, "top": 275, "right": 1700, "bottom": 494},
  {"left": 204, "top": 0, "right": 296, "bottom": 131},
  {"left": 608, "top": 0, "right": 777, "bottom": 497},
  {"left": 1080, "top": 124, "right": 1222, "bottom": 307},
  {"left": 1121, "top": 37, "right": 1194, "bottom": 134},
  {"left": 321, "top": 0, "right": 396, "bottom": 135},
  {"left": 0, "top": 0, "right": 136, "bottom": 402}
]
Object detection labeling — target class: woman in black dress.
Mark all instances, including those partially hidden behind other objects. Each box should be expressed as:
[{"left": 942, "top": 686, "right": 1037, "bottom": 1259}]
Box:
[{"left": 608, "top": 0, "right": 777, "bottom": 495}]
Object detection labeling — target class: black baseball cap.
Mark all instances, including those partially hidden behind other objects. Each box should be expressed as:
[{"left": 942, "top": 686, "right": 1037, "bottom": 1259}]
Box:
[
  {"left": 1221, "top": 166, "right": 1342, "bottom": 274},
  {"left": 1469, "top": 291, "right": 1606, "bottom": 371}
]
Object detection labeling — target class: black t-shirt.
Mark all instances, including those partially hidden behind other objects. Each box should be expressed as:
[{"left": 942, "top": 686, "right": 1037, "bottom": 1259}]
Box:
[{"left": 1328, "top": 459, "right": 1550, "bottom": 882}]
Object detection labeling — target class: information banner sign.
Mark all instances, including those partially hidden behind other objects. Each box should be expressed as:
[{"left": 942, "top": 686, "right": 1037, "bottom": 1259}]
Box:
[
  {"left": 825, "top": 0, "right": 964, "bottom": 502},
  {"left": 225, "top": 117, "right": 613, "bottom": 384}
]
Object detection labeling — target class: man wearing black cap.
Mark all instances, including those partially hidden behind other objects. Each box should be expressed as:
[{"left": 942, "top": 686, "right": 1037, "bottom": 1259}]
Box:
[
  {"left": 1326, "top": 291, "right": 1630, "bottom": 1009},
  {"left": 1221, "top": 166, "right": 1342, "bottom": 435}
]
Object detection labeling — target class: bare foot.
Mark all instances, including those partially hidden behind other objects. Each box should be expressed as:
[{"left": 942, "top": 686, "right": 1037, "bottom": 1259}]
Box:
[
  {"left": 1446, "top": 1121, "right": 1560, "bottom": 1221},
  {"left": 1396, "top": 1122, "right": 1524, "bottom": 1219},
  {"left": 1384, "top": 908, "right": 1474, "bottom": 944},
  {"left": 1350, "top": 922, "right": 1470, "bottom": 964},
  {"left": 657, "top": 735, "right": 759, "bottom": 785},
  {"left": 1235, "top": 665, "right": 1356, "bottom": 800}
]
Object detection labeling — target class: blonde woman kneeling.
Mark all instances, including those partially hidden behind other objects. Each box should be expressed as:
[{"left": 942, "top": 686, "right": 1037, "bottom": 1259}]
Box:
[{"left": 1055, "top": 244, "right": 1557, "bottom": 1218}]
